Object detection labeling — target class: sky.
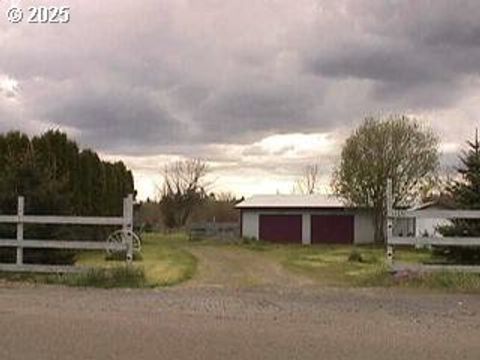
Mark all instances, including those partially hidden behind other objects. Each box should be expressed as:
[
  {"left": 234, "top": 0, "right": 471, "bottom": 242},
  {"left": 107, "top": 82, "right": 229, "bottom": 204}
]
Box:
[{"left": 1, "top": 0, "right": 480, "bottom": 200}]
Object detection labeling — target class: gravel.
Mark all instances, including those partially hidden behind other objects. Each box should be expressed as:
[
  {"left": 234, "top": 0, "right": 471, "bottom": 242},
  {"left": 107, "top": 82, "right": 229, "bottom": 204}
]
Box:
[{"left": 1, "top": 283, "right": 479, "bottom": 359}]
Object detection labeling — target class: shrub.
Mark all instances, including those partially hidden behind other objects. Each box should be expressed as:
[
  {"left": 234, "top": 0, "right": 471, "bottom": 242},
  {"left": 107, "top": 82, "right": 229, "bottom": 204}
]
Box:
[
  {"left": 241, "top": 236, "right": 258, "bottom": 245},
  {"left": 432, "top": 245, "right": 480, "bottom": 265},
  {"left": 348, "top": 249, "right": 364, "bottom": 263},
  {"left": 25, "top": 249, "right": 77, "bottom": 265},
  {"left": 0, "top": 248, "right": 77, "bottom": 265},
  {"left": 239, "top": 237, "right": 270, "bottom": 251}
]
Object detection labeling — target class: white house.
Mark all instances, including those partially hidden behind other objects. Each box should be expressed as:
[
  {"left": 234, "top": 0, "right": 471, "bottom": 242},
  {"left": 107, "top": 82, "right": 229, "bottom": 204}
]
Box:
[{"left": 408, "top": 202, "right": 451, "bottom": 237}]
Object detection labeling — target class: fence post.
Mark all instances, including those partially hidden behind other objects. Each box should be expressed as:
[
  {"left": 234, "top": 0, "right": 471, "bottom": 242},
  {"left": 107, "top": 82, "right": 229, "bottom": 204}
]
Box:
[
  {"left": 386, "top": 179, "right": 394, "bottom": 267},
  {"left": 16, "top": 196, "right": 24, "bottom": 266},
  {"left": 123, "top": 194, "right": 134, "bottom": 264}
]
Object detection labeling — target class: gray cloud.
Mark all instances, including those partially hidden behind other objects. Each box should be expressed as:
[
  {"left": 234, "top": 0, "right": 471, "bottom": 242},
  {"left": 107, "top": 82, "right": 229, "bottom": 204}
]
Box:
[
  {"left": 195, "top": 83, "right": 324, "bottom": 143},
  {"left": 2, "top": 1, "right": 478, "bottom": 151},
  {"left": 26, "top": 78, "right": 189, "bottom": 154},
  {"left": 1, "top": 0, "right": 480, "bottom": 196},
  {"left": 305, "top": 1, "right": 480, "bottom": 108}
]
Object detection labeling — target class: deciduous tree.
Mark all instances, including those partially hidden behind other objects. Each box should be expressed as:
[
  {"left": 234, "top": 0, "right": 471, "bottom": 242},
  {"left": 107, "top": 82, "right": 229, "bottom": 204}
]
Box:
[
  {"left": 332, "top": 115, "right": 439, "bottom": 243},
  {"left": 159, "top": 159, "right": 210, "bottom": 229}
]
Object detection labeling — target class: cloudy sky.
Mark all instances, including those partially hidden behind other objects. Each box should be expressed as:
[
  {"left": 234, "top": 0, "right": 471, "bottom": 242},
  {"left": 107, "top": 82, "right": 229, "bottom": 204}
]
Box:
[{"left": 1, "top": 0, "right": 480, "bottom": 199}]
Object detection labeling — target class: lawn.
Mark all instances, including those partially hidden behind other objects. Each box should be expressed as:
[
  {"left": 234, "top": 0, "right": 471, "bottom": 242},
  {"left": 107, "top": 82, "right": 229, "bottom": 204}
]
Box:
[
  {"left": 284, "top": 246, "right": 433, "bottom": 285},
  {"left": 273, "top": 245, "right": 389, "bottom": 286},
  {"left": 0, "top": 233, "right": 197, "bottom": 288},
  {"left": 236, "top": 242, "right": 426, "bottom": 287},
  {"left": 1, "top": 233, "right": 480, "bottom": 292},
  {"left": 76, "top": 233, "right": 197, "bottom": 287},
  {"left": 237, "top": 239, "right": 480, "bottom": 292}
]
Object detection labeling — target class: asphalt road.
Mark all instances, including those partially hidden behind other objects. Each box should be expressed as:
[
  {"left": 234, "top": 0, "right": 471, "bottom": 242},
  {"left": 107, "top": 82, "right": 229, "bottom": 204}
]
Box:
[{"left": 0, "top": 284, "right": 479, "bottom": 360}]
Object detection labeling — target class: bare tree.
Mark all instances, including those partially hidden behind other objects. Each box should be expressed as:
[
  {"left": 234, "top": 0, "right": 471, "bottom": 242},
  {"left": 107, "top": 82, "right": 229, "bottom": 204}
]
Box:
[
  {"left": 159, "top": 159, "right": 210, "bottom": 229},
  {"left": 161, "top": 159, "right": 209, "bottom": 196},
  {"left": 214, "top": 192, "right": 237, "bottom": 203},
  {"left": 294, "top": 164, "right": 320, "bottom": 195}
]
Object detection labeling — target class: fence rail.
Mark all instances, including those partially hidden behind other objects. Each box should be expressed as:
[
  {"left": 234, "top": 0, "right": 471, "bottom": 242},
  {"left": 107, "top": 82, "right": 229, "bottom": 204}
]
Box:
[
  {"left": 0, "top": 195, "right": 134, "bottom": 273},
  {"left": 386, "top": 179, "right": 480, "bottom": 273},
  {"left": 0, "top": 215, "right": 125, "bottom": 225},
  {"left": 388, "top": 236, "right": 480, "bottom": 246},
  {"left": 391, "top": 209, "right": 480, "bottom": 219},
  {"left": 189, "top": 222, "right": 240, "bottom": 241}
]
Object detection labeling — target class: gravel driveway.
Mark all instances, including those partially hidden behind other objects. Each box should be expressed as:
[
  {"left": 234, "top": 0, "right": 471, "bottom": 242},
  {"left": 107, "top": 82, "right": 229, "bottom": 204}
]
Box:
[{"left": 1, "top": 283, "right": 479, "bottom": 360}]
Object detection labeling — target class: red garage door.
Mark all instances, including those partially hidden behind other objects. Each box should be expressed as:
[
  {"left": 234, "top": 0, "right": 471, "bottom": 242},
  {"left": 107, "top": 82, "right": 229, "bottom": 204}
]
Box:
[
  {"left": 259, "top": 214, "right": 302, "bottom": 244},
  {"left": 311, "top": 215, "right": 354, "bottom": 244}
]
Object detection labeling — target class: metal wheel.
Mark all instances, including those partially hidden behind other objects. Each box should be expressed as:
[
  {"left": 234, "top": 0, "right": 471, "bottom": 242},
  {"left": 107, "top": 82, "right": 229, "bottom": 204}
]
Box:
[{"left": 106, "top": 229, "right": 141, "bottom": 255}]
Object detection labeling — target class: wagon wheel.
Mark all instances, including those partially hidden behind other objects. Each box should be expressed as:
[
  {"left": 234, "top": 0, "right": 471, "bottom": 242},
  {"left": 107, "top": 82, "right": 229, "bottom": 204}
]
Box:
[{"left": 106, "top": 229, "right": 141, "bottom": 255}]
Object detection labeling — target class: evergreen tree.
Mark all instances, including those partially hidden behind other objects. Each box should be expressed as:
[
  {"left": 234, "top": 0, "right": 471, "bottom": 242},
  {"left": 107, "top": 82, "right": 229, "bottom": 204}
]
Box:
[
  {"left": 439, "top": 131, "right": 480, "bottom": 263},
  {"left": 0, "top": 130, "right": 135, "bottom": 264}
]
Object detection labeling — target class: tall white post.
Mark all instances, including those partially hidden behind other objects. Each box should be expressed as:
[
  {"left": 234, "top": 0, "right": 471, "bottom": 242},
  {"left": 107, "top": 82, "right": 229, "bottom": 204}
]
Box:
[
  {"left": 386, "top": 179, "right": 394, "bottom": 267},
  {"left": 123, "top": 194, "right": 134, "bottom": 264},
  {"left": 302, "top": 213, "right": 311, "bottom": 245},
  {"left": 16, "top": 196, "right": 24, "bottom": 266}
]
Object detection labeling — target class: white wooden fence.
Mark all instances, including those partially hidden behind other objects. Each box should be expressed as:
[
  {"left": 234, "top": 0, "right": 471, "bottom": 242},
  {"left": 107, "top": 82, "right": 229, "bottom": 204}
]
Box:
[
  {"left": 0, "top": 195, "right": 134, "bottom": 273},
  {"left": 386, "top": 180, "right": 480, "bottom": 273}
]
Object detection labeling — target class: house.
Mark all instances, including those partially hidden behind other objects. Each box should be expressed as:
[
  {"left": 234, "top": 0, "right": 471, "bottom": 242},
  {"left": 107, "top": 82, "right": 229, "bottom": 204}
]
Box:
[
  {"left": 396, "top": 201, "right": 452, "bottom": 238},
  {"left": 235, "top": 194, "right": 375, "bottom": 245}
]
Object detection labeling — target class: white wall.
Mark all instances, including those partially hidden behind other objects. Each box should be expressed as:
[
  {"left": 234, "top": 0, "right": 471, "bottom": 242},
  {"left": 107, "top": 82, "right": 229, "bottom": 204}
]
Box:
[
  {"left": 241, "top": 209, "right": 375, "bottom": 245},
  {"left": 241, "top": 211, "right": 259, "bottom": 239},
  {"left": 353, "top": 210, "right": 375, "bottom": 244},
  {"left": 416, "top": 218, "right": 451, "bottom": 237}
]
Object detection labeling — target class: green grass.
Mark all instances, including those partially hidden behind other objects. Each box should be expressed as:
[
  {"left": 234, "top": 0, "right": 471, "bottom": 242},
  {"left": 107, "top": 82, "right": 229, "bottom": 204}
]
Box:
[
  {"left": 48, "top": 266, "right": 147, "bottom": 288},
  {"left": 2, "top": 232, "right": 480, "bottom": 292},
  {"left": 362, "top": 269, "right": 480, "bottom": 293},
  {"left": 417, "top": 272, "right": 480, "bottom": 292},
  {"left": 259, "top": 244, "right": 480, "bottom": 292},
  {"left": 270, "top": 245, "right": 388, "bottom": 286},
  {"left": 0, "top": 233, "right": 197, "bottom": 288},
  {"left": 77, "top": 233, "right": 197, "bottom": 287},
  {"left": 0, "top": 265, "right": 147, "bottom": 288}
]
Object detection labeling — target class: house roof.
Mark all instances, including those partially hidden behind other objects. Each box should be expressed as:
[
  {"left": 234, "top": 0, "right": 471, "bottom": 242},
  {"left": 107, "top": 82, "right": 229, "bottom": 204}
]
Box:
[
  {"left": 409, "top": 200, "right": 454, "bottom": 211},
  {"left": 409, "top": 201, "right": 437, "bottom": 211},
  {"left": 235, "top": 194, "right": 351, "bottom": 209},
  {"left": 409, "top": 194, "right": 455, "bottom": 211}
]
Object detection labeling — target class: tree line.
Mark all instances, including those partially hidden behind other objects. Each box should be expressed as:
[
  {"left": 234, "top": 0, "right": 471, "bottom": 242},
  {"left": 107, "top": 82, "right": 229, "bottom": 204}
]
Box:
[
  {"left": 0, "top": 130, "right": 135, "bottom": 264},
  {"left": 0, "top": 130, "right": 134, "bottom": 216}
]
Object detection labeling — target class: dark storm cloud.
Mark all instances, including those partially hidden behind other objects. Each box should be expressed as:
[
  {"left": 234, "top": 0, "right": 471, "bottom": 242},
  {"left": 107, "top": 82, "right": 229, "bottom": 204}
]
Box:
[
  {"left": 28, "top": 79, "right": 189, "bottom": 154},
  {"left": 0, "top": 0, "right": 329, "bottom": 154},
  {"left": 0, "top": 0, "right": 479, "bottom": 162},
  {"left": 305, "top": 1, "right": 480, "bottom": 107},
  {"left": 195, "top": 84, "right": 323, "bottom": 143}
]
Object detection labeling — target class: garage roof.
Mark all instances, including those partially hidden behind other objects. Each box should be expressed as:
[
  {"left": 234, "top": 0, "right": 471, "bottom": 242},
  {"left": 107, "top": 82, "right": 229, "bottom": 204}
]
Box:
[{"left": 236, "top": 194, "right": 352, "bottom": 209}]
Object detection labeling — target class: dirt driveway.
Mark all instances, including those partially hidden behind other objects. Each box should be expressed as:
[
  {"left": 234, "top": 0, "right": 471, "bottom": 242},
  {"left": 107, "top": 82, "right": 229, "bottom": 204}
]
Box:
[
  {"left": 185, "top": 246, "right": 314, "bottom": 288},
  {"left": 1, "top": 283, "right": 479, "bottom": 360}
]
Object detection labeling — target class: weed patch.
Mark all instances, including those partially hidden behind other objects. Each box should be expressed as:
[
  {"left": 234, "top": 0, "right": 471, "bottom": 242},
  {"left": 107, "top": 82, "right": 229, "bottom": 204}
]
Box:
[{"left": 48, "top": 266, "right": 147, "bottom": 288}]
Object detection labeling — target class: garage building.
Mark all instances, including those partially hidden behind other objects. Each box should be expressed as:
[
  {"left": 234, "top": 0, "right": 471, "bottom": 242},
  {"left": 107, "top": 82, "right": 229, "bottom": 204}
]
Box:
[{"left": 236, "top": 195, "right": 375, "bottom": 245}]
